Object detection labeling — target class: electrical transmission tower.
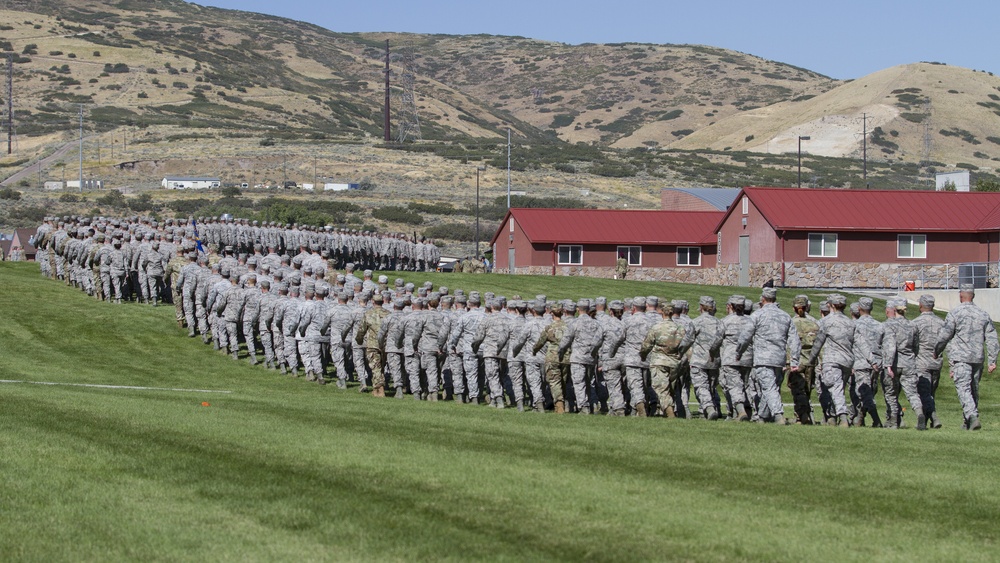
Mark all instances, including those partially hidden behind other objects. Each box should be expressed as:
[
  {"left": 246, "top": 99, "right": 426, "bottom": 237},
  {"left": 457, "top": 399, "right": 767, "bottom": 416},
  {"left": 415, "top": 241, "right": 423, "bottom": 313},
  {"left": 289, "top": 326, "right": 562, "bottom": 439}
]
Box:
[
  {"left": 394, "top": 47, "right": 421, "bottom": 143},
  {"left": 922, "top": 98, "right": 932, "bottom": 165}
]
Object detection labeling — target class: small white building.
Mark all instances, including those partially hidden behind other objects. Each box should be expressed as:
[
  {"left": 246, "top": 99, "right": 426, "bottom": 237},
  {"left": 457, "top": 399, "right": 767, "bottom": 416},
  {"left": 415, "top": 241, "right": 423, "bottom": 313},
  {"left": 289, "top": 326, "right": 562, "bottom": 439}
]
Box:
[
  {"left": 161, "top": 176, "right": 221, "bottom": 190},
  {"left": 935, "top": 170, "right": 971, "bottom": 192}
]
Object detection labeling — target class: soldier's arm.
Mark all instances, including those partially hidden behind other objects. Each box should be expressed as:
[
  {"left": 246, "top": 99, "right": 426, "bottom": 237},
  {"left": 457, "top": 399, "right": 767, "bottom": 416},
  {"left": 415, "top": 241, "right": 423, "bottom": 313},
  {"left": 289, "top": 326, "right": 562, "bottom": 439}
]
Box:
[
  {"left": 985, "top": 314, "right": 999, "bottom": 369},
  {"left": 786, "top": 321, "right": 801, "bottom": 370},
  {"left": 934, "top": 314, "right": 956, "bottom": 358},
  {"left": 532, "top": 327, "right": 549, "bottom": 356},
  {"left": 639, "top": 330, "right": 655, "bottom": 361},
  {"left": 377, "top": 319, "right": 390, "bottom": 349},
  {"left": 471, "top": 321, "right": 486, "bottom": 353},
  {"left": 807, "top": 324, "right": 827, "bottom": 366},
  {"left": 735, "top": 319, "right": 756, "bottom": 359},
  {"left": 355, "top": 316, "right": 369, "bottom": 345}
]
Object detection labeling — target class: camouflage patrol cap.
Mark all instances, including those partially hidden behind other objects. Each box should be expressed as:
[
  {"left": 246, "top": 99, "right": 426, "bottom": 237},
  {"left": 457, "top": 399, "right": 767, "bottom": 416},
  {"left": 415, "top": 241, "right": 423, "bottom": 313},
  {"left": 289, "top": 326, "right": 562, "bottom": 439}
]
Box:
[
  {"left": 245, "top": 273, "right": 257, "bottom": 283},
  {"left": 609, "top": 300, "right": 624, "bottom": 311},
  {"left": 292, "top": 256, "right": 304, "bottom": 266},
  {"left": 260, "top": 280, "right": 271, "bottom": 289},
  {"left": 849, "top": 302, "right": 860, "bottom": 315},
  {"left": 595, "top": 296, "right": 607, "bottom": 306},
  {"left": 246, "top": 257, "right": 257, "bottom": 266},
  {"left": 345, "top": 262, "right": 355, "bottom": 271},
  {"left": 762, "top": 287, "right": 777, "bottom": 300},
  {"left": 577, "top": 298, "right": 591, "bottom": 310},
  {"left": 302, "top": 265, "right": 314, "bottom": 275},
  {"left": 673, "top": 299, "right": 688, "bottom": 310},
  {"left": 623, "top": 298, "right": 633, "bottom": 309},
  {"left": 439, "top": 286, "right": 449, "bottom": 295},
  {"left": 424, "top": 281, "right": 434, "bottom": 289},
  {"left": 728, "top": 295, "right": 745, "bottom": 307},
  {"left": 699, "top": 296, "right": 715, "bottom": 308},
  {"left": 272, "top": 270, "right": 284, "bottom": 280},
  {"left": 221, "top": 268, "right": 231, "bottom": 278},
  {"left": 363, "top": 269, "right": 373, "bottom": 277},
  {"left": 288, "top": 286, "right": 299, "bottom": 297},
  {"left": 892, "top": 298, "right": 908, "bottom": 310},
  {"left": 316, "top": 285, "right": 329, "bottom": 297},
  {"left": 532, "top": 301, "right": 546, "bottom": 314},
  {"left": 827, "top": 294, "right": 847, "bottom": 307},
  {"left": 378, "top": 275, "right": 389, "bottom": 284},
  {"left": 417, "top": 287, "right": 428, "bottom": 297},
  {"left": 744, "top": 299, "right": 755, "bottom": 311},
  {"left": 96, "top": 233, "right": 105, "bottom": 242},
  {"left": 455, "top": 294, "right": 468, "bottom": 304},
  {"left": 960, "top": 283, "right": 975, "bottom": 295},
  {"left": 564, "top": 301, "right": 577, "bottom": 314},
  {"left": 646, "top": 296, "right": 659, "bottom": 307},
  {"left": 395, "top": 278, "right": 404, "bottom": 287},
  {"left": 793, "top": 295, "right": 810, "bottom": 308},
  {"left": 441, "top": 295, "right": 454, "bottom": 304},
  {"left": 336, "top": 274, "right": 346, "bottom": 283},
  {"left": 549, "top": 302, "right": 563, "bottom": 314},
  {"left": 819, "top": 301, "right": 830, "bottom": 313},
  {"left": 454, "top": 289, "right": 465, "bottom": 297},
  {"left": 405, "top": 283, "right": 415, "bottom": 291},
  {"left": 858, "top": 297, "right": 874, "bottom": 311},
  {"left": 372, "top": 292, "right": 384, "bottom": 303},
  {"left": 632, "top": 296, "right": 646, "bottom": 308},
  {"left": 536, "top": 295, "right": 546, "bottom": 303},
  {"left": 919, "top": 294, "right": 935, "bottom": 308}
]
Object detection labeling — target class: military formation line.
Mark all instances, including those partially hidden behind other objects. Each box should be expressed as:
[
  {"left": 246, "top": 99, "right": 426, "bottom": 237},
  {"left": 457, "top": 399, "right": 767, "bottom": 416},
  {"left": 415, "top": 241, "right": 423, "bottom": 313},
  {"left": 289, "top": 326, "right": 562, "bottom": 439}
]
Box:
[{"left": 30, "top": 216, "right": 997, "bottom": 429}]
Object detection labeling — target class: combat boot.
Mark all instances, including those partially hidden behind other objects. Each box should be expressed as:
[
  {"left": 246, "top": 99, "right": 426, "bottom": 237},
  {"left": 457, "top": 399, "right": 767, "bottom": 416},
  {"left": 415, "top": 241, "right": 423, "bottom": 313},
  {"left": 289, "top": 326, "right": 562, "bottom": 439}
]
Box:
[
  {"left": 231, "top": 351, "right": 239, "bottom": 361},
  {"left": 917, "top": 414, "right": 927, "bottom": 431},
  {"left": 579, "top": 405, "right": 591, "bottom": 415},
  {"left": 495, "top": 397, "right": 505, "bottom": 409},
  {"left": 428, "top": 392, "right": 438, "bottom": 402},
  {"left": 373, "top": 387, "right": 385, "bottom": 398},
  {"left": 554, "top": 400, "right": 565, "bottom": 414},
  {"left": 635, "top": 402, "right": 647, "bottom": 417},
  {"left": 469, "top": 396, "right": 480, "bottom": 405},
  {"left": 516, "top": 400, "right": 524, "bottom": 412},
  {"left": 838, "top": 415, "right": 850, "bottom": 428},
  {"left": 291, "top": 367, "right": 299, "bottom": 378},
  {"left": 706, "top": 407, "right": 719, "bottom": 421},
  {"left": 665, "top": 405, "right": 676, "bottom": 418},
  {"left": 188, "top": 329, "right": 196, "bottom": 337},
  {"left": 969, "top": 416, "right": 982, "bottom": 431},
  {"left": 930, "top": 411, "right": 942, "bottom": 429},
  {"left": 249, "top": 355, "right": 259, "bottom": 366},
  {"left": 413, "top": 392, "right": 422, "bottom": 401},
  {"left": 316, "top": 376, "right": 327, "bottom": 385},
  {"left": 533, "top": 400, "right": 545, "bottom": 413},
  {"left": 305, "top": 372, "right": 316, "bottom": 382},
  {"left": 280, "top": 364, "right": 287, "bottom": 375},
  {"left": 736, "top": 404, "right": 750, "bottom": 422},
  {"left": 774, "top": 414, "right": 787, "bottom": 425},
  {"left": 394, "top": 387, "right": 404, "bottom": 399}
]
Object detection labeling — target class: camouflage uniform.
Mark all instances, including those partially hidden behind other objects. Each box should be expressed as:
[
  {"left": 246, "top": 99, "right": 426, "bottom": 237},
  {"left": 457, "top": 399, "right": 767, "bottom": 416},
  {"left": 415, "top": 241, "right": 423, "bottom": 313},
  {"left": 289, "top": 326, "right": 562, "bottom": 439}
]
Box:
[
  {"left": 640, "top": 318, "right": 687, "bottom": 417},
  {"left": 679, "top": 300, "right": 723, "bottom": 419},
  {"left": 789, "top": 306, "right": 819, "bottom": 424},
  {"left": 356, "top": 297, "right": 390, "bottom": 393},
  {"left": 911, "top": 297, "right": 945, "bottom": 428},
  {"left": 736, "top": 296, "right": 800, "bottom": 423},
  {"left": 473, "top": 305, "right": 512, "bottom": 406},
  {"left": 883, "top": 300, "right": 917, "bottom": 428},
  {"left": 719, "top": 297, "right": 753, "bottom": 420},
  {"left": 557, "top": 301, "right": 605, "bottom": 414},
  {"left": 808, "top": 301, "right": 856, "bottom": 426},
  {"left": 852, "top": 306, "right": 887, "bottom": 427},
  {"left": 533, "top": 307, "right": 569, "bottom": 413},
  {"left": 935, "top": 290, "right": 1000, "bottom": 429}
]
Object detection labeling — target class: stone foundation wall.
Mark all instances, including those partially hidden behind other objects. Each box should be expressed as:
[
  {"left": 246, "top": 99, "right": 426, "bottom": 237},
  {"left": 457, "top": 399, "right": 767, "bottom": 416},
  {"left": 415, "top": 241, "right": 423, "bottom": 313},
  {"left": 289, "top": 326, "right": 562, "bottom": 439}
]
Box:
[{"left": 507, "top": 262, "right": 999, "bottom": 289}]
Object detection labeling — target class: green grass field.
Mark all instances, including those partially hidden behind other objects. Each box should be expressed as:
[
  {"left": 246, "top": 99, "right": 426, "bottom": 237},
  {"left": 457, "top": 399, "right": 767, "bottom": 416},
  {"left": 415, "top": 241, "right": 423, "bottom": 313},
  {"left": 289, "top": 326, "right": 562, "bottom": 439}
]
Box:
[{"left": 2, "top": 262, "right": 999, "bottom": 561}]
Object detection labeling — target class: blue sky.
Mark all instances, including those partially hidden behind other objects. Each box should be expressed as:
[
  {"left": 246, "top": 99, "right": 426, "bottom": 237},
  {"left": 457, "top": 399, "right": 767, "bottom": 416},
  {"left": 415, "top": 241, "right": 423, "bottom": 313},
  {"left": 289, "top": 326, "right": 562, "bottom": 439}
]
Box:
[{"left": 196, "top": 0, "right": 998, "bottom": 80}]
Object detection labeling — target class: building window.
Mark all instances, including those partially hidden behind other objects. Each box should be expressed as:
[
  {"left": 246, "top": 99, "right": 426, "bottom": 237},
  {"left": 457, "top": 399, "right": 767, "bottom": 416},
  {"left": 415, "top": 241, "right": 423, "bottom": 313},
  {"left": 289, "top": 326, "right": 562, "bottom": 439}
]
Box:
[
  {"left": 677, "top": 247, "right": 701, "bottom": 266},
  {"left": 509, "top": 218, "right": 514, "bottom": 233},
  {"left": 807, "top": 233, "right": 838, "bottom": 258},
  {"left": 617, "top": 246, "right": 642, "bottom": 266},
  {"left": 898, "top": 234, "right": 926, "bottom": 259},
  {"left": 741, "top": 196, "right": 749, "bottom": 215},
  {"left": 557, "top": 245, "right": 582, "bottom": 265}
]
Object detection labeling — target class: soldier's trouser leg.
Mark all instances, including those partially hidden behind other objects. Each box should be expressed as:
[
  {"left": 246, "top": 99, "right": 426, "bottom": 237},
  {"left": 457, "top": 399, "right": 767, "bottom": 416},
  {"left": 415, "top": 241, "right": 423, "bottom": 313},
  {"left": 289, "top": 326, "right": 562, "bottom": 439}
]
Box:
[
  {"left": 406, "top": 355, "right": 422, "bottom": 395},
  {"left": 112, "top": 274, "right": 125, "bottom": 301},
  {"left": 387, "top": 353, "right": 404, "bottom": 389},
  {"left": 184, "top": 294, "right": 197, "bottom": 329},
  {"left": 881, "top": 370, "right": 902, "bottom": 426},
  {"left": 525, "top": 362, "right": 545, "bottom": 404},
  {"left": 259, "top": 323, "right": 274, "bottom": 363},
  {"left": 196, "top": 302, "right": 209, "bottom": 336},
  {"left": 138, "top": 271, "right": 149, "bottom": 302},
  {"left": 331, "top": 345, "right": 348, "bottom": 381},
  {"left": 420, "top": 352, "right": 440, "bottom": 393},
  {"left": 462, "top": 353, "right": 481, "bottom": 399},
  {"left": 507, "top": 361, "right": 525, "bottom": 403},
  {"left": 173, "top": 289, "right": 184, "bottom": 324},
  {"left": 242, "top": 321, "right": 257, "bottom": 358},
  {"left": 544, "top": 362, "right": 566, "bottom": 408},
  {"left": 283, "top": 333, "right": 299, "bottom": 371},
  {"left": 752, "top": 365, "right": 784, "bottom": 420},
  {"left": 271, "top": 325, "right": 285, "bottom": 366},
  {"left": 787, "top": 364, "right": 815, "bottom": 423},
  {"left": 353, "top": 344, "right": 369, "bottom": 383},
  {"left": 482, "top": 358, "right": 502, "bottom": 401},
  {"left": 851, "top": 368, "right": 880, "bottom": 423},
  {"left": 602, "top": 367, "right": 626, "bottom": 413},
  {"left": 951, "top": 362, "right": 982, "bottom": 423},
  {"left": 690, "top": 365, "right": 717, "bottom": 415},
  {"left": 918, "top": 369, "right": 938, "bottom": 420},
  {"left": 650, "top": 365, "right": 678, "bottom": 415},
  {"left": 446, "top": 354, "right": 463, "bottom": 397},
  {"left": 227, "top": 321, "right": 241, "bottom": 355},
  {"left": 569, "top": 363, "right": 592, "bottom": 412},
  {"left": 898, "top": 371, "right": 925, "bottom": 417},
  {"left": 101, "top": 272, "right": 111, "bottom": 301},
  {"left": 817, "top": 363, "right": 849, "bottom": 418},
  {"left": 624, "top": 366, "right": 646, "bottom": 407},
  {"left": 364, "top": 349, "right": 384, "bottom": 389}
]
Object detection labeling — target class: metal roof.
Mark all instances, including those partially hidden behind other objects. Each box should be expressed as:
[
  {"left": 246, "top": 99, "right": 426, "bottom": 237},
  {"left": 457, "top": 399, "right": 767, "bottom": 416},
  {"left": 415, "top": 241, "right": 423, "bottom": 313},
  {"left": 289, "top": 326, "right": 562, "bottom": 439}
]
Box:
[
  {"left": 662, "top": 187, "right": 741, "bottom": 211},
  {"left": 722, "top": 187, "right": 1000, "bottom": 233},
  {"left": 163, "top": 176, "right": 220, "bottom": 182},
  {"left": 493, "top": 208, "right": 724, "bottom": 246}
]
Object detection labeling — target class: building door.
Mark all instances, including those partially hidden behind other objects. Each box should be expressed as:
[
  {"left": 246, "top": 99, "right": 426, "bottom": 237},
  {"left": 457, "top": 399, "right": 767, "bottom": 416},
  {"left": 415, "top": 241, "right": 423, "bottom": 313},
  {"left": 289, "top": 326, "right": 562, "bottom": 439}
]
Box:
[
  {"left": 508, "top": 248, "right": 515, "bottom": 274},
  {"left": 738, "top": 236, "right": 750, "bottom": 286}
]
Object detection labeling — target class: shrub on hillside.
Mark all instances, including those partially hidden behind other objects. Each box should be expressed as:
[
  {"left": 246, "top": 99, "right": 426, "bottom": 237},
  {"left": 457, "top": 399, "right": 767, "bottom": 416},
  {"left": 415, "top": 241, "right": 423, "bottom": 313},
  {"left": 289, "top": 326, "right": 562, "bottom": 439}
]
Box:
[
  {"left": 372, "top": 206, "right": 423, "bottom": 225},
  {"left": 0, "top": 187, "right": 22, "bottom": 200},
  {"left": 423, "top": 223, "right": 475, "bottom": 241}
]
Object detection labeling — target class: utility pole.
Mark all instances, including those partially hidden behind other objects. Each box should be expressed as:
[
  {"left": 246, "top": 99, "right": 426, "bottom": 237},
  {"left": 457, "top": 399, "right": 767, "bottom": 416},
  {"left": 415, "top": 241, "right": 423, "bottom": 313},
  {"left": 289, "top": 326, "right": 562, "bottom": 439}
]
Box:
[
  {"left": 282, "top": 153, "right": 287, "bottom": 187},
  {"left": 6, "top": 53, "right": 12, "bottom": 155},
  {"left": 383, "top": 39, "right": 391, "bottom": 143},
  {"left": 862, "top": 113, "right": 868, "bottom": 189},
  {"left": 78, "top": 105, "right": 83, "bottom": 193},
  {"left": 506, "top": 128, "right": 511, "bottom": 208}
]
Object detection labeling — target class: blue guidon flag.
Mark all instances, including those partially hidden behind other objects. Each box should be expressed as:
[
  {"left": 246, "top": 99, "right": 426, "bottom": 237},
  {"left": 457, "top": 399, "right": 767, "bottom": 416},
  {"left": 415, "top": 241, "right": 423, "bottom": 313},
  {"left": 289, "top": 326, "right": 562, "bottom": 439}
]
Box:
[{"left": 191, "top": 218, "right": 205, "bottom": 254}]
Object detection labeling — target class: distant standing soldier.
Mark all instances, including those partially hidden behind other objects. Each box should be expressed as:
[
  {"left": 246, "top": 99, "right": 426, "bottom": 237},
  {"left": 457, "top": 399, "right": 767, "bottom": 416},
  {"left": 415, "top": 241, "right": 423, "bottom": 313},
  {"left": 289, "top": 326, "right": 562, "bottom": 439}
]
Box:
[
  {"left": 934, "top": 284, "right": 1000, "bottom": 431},
  {"left": 789, "top": 295, "right": 820, "bottom": 424},
  {"left": 911, "top": 294, "right": 944, "bottom": 429},
  {"left": 736, "top": 287, "right": 800, "bottom": 425},
  {"left": 615, "top": 255, "right": 628, "bottom": 280}
]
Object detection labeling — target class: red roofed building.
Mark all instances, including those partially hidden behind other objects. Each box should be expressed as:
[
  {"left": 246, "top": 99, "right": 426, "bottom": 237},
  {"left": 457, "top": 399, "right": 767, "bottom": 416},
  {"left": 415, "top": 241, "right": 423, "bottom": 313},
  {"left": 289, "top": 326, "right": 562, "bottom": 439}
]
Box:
[
  {"left": 716, "top": 187, "right": 1000, "bottom": 288},
  {"left": 489, "top": 208, "right": 723, "bottom": 282}
]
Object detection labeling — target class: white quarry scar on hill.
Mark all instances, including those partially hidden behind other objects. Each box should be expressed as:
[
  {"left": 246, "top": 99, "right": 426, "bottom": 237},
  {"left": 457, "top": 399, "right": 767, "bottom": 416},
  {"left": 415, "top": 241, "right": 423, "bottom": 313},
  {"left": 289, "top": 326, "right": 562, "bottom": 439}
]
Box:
[{"left": 748, "top": 104, "right": 900, "bottom": 158}]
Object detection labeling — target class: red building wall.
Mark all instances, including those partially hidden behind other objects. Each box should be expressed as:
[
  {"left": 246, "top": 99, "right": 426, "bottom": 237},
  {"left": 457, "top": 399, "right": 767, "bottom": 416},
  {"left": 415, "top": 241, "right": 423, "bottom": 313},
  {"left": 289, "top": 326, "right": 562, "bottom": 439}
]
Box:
[{"left": 717, "top": 195, "right": 781, "bottom": 264}]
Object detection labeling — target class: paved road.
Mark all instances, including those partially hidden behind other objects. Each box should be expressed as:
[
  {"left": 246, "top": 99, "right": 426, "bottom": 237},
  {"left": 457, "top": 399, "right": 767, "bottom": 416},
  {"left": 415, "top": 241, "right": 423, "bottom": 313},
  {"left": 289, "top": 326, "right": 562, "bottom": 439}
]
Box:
[{"left": 1, "top": 136, "right": 93, "bottom": 187}]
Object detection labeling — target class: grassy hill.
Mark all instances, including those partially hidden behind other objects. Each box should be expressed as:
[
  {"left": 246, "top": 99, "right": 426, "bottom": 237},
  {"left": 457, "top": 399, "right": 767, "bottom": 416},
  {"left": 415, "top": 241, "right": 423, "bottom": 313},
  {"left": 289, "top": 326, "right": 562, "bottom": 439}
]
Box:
[{"left": 3, "top": 261, "right": 1000, "bottom": 559}]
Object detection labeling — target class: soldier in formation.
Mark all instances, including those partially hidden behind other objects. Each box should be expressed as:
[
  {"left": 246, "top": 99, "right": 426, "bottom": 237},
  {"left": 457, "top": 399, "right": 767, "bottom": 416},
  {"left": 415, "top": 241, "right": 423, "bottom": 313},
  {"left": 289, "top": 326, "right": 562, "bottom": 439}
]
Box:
[{"left": 32, "top": 217, "right": 998, "bottom": 429}]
